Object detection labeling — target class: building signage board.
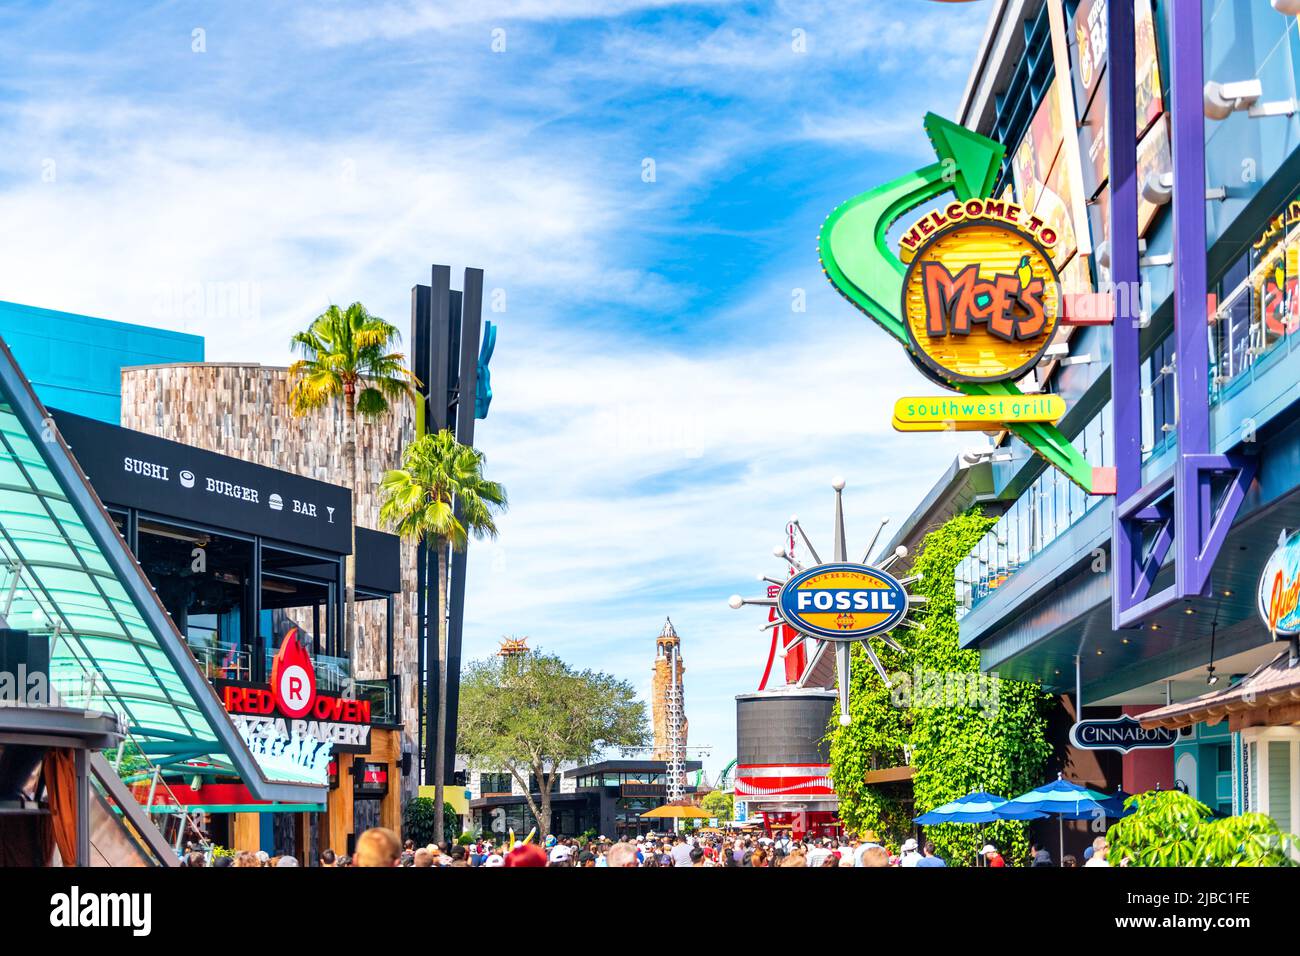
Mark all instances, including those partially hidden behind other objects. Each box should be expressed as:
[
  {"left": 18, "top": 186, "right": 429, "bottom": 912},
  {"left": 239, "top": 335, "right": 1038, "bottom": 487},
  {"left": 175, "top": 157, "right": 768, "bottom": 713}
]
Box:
[
  {"left": 818, "top": 112, "right": 1111, "bottom": 495},
  {"left": 216, "top": 630, "right": 374, "bottom": 787},
  {"left": 354, "top": 761, "right": 390, "bottom": 799},
  {"left": 1259, "top": 529, "right": 1300, "bottom": 638},
  {"left": 899, "top": 198, "right": 1062, "bottom": 385},
  {"left": 52, "top": 410, "right": 352, "bottom": 553},
  {"left": 1068, "top": 715, "right": 1176, "bottom": 752},
  {"left": 777, "top": 563, "right": 908, "bottom": 642},
  {"left": 892, "top": 394, "right": 1066, "bottom": 431}
]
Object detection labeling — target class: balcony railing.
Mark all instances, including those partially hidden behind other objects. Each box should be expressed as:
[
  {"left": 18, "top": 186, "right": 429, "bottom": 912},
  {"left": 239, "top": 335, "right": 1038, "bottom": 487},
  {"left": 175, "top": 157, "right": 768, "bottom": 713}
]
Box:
[
  {"left": 1210, "top": 239, "right": 1300, "bottom": 404},
  {"left": 957, "top": 402, "right": 1112, "bottom": 619},
  {"left": 184, "top": 639, "right": 400, "bottom": 724}
]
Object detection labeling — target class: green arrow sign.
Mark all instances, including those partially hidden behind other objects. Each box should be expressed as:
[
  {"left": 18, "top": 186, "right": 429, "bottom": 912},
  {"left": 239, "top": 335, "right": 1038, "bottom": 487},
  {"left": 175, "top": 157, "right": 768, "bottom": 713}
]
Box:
[{"left": 818, "top": 112, "right": 1097, "bottom": 493}]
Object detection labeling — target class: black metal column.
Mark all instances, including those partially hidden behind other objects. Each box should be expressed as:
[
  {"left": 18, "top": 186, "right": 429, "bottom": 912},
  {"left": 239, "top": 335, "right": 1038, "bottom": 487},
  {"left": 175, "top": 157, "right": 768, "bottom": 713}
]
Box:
[
  {"left": 443, "top": 267, "right": 483, "bottom": 784},
  {"left": 250, "top": 537, "right": 264, "bottom": 682}
]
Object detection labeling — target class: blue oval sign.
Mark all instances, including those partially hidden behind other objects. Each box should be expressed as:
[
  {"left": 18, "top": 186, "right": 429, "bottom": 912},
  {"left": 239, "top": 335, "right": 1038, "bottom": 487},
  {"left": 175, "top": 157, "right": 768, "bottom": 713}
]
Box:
[{"left": 777, "top": 562, "right": 908, "bottom": 641}]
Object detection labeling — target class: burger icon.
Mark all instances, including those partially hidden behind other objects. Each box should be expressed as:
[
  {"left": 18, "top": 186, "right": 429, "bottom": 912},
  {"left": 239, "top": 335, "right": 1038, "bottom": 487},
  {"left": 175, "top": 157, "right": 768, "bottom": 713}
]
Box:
[{"left": 269, "top": 493, "right": 284, "bottom": 512}]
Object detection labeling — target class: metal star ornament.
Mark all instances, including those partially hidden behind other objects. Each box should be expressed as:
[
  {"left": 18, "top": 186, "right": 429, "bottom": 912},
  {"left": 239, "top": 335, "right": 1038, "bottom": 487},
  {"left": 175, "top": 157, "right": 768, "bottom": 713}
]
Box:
[{"left": 729, "top": 477, "right": 926, "bottom": 726}]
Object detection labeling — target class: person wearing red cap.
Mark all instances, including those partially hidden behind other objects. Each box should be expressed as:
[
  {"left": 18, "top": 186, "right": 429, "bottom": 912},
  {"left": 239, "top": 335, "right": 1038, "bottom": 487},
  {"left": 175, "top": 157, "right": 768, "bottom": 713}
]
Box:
[{"left": 503, "top": 844, "right": 548, "bottom": 867}]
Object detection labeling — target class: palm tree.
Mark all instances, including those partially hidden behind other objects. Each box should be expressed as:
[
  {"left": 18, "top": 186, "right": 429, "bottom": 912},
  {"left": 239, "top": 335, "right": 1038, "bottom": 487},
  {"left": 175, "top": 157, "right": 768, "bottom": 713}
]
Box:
[
  {"left": 288, "top": 302, "right": 416, "bottom": 657},
  {"left": 379, "top": 429, "right": 507, "bottom": 843}
]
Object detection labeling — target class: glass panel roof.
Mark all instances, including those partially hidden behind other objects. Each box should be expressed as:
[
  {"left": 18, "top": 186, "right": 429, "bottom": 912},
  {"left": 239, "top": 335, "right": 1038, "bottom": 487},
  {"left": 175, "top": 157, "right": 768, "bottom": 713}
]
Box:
[{"left": 0, "top": 343, "right": 325, "bottom": 799}]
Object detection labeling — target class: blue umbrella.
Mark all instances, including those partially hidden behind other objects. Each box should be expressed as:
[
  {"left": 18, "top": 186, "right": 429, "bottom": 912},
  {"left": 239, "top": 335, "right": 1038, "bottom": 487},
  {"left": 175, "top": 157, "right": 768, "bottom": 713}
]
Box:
[
  {"left": 1099, "top": 789, "right": 1136, "bottom": 819},
  {"left": 995, "top": 774, "right": 1116, "bottom": 863},
  {"left": 914, "top": 791, "right": 1020, "bottom": 825},
  {"left": 915, "top": 791, "right": 1044, "bottom": 866}
]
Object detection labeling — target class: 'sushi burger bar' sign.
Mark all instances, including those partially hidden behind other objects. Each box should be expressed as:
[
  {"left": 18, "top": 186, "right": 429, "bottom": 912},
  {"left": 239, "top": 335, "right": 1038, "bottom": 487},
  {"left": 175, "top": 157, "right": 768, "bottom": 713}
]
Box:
[{"left": 217, "top": 629, "right": 373, "bottom": 786}]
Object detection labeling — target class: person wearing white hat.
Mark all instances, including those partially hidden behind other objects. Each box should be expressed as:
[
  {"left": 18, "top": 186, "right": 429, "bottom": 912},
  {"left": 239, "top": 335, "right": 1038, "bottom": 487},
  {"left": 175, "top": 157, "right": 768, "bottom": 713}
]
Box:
[
  {"left": 899, "top": 837, "right": 922, "bottom": 867},
  {"left": 981, "top": 843, "right": 1006, "bottom": 867},
  {"left": 482, "top": 853, "right": 505, "bottom": 867}
]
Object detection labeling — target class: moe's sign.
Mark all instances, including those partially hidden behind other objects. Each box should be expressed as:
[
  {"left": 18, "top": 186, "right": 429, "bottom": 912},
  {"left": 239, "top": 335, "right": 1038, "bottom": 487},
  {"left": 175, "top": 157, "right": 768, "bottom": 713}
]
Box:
[
  {"left": 900, "top": 197, "right": 1062, "bottom": 384},
  {"left": 818, "top": 113, "right": 1109, "bottom": 496},
  {"left": 1259, "top": 529, "right": 1300, "bottom": 638}
]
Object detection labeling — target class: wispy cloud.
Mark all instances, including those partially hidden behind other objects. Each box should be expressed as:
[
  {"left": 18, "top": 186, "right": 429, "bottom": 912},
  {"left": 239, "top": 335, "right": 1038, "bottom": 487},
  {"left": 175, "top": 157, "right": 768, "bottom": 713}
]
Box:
[{"left": 0, "top": 0, "right": 993, "bottom": 776}]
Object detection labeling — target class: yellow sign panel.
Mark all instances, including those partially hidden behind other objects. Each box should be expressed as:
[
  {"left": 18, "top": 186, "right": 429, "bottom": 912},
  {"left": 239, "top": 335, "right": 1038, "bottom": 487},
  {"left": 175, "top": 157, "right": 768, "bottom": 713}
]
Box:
[
  {"left": 892, "top": 394, "right": 1067, "bottom": 431},
  {"left": 900, "top": 200, "right": 1062, "bottom": 384}
]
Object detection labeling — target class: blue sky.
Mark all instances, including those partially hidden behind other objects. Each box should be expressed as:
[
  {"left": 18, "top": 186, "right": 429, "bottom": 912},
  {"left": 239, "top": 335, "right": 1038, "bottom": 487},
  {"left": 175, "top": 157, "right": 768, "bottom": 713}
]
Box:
[{"left": 0, "top": 0, "right": 995, "bottom": 777}]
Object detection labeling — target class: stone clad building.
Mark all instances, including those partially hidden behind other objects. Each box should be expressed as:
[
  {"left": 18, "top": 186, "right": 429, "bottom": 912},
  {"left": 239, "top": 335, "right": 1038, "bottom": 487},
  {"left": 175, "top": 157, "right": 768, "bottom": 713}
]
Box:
[{"left": 119, "top": 362, "right": 421, "bottom": 769}]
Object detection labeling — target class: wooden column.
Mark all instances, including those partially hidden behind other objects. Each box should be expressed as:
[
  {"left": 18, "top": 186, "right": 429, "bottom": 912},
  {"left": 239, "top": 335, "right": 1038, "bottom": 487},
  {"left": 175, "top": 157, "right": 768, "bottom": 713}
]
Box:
[
  {"left": 325, "top": 774, "right": 353, "bottom": 857},
  {"left": 373, "top": 730, "right": 403, "bottom": 836},
  {"left": 233, "top": 812, "right": 261, "bottom": 853}
]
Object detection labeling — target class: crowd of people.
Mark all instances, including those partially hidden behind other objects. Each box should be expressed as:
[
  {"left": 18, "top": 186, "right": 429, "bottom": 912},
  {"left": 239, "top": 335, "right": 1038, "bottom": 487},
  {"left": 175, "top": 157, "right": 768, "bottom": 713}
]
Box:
[{"left": 181, "top": 827, "right": 1115, "bottom": 868}]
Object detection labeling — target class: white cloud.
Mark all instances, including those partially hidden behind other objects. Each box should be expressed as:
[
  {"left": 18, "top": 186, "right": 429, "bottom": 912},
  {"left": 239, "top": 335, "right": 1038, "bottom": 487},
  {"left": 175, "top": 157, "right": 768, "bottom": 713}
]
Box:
[
  {"left": 0, "top": 100, "right": 660, "bottom": 360},
  {"left": 461, "top": 308, "right": 968, "bottom": 775},
  {"left": 293, "top": 0, "right": 724, "bottom": 46},
  {"left": 0, "top": 0, "right": 995, "bottom": 779}
]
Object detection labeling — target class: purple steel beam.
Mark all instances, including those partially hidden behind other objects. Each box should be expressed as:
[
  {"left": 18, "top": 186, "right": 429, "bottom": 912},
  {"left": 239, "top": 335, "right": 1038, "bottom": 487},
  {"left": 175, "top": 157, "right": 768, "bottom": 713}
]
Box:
[
  {"left": 1182, "top": 454, "right": 1258, "bottom": 596},
  {"left": 1170, "top": 0, "right": 1215, "bottom": 602},
  {"left": 1111, "top": 1, "right": 1257, "bottom": 628},
  {"left": 1131, "top": 502, "right": 1175, "bottom": 605},
  {"left": 1109, "top": 0, "right": 1143, "bottom": 630}
]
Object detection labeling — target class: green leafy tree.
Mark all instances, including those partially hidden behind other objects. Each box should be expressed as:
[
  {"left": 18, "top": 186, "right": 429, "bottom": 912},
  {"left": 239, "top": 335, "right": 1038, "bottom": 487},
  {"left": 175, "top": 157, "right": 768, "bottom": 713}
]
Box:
[
  {"left": 288, "top": 302, "right": 415, "bottom": 654},
  {"left": 1107, "top": 790, "right": 1296, "bottom": 866},
  {"left": 457, "top": 650, "right": 648, "bottom": 838},
  {"left": 829, "top": 509, "right": 1055, "bottom": 864},
  {"left": 402, "top": 796, "right": 460, "bottom": 847},
  {"left": 380, "top": 429, "right": 506, "bottom": 844},
  {"left": 700, "top": 788, "right": 733, "bottom": 822}
]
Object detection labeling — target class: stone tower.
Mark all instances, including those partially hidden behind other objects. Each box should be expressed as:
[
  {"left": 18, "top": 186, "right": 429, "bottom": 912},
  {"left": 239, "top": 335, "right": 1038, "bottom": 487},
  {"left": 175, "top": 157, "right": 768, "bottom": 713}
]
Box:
[{"left": 651, "top": 618, "right": 688, "bottom": 770}]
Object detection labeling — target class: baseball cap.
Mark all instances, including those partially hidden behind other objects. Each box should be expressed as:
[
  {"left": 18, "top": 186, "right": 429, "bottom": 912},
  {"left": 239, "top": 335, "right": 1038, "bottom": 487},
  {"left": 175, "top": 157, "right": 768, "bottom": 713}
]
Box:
[
  {"left": 981, "top": 844, "right": 997, "bottom": 855},
  {"left": 483, "top": 853, "right": 504, "bottom": 867},
  {"left": 549, "top": 844, "right": 573, "bottom": 862}
]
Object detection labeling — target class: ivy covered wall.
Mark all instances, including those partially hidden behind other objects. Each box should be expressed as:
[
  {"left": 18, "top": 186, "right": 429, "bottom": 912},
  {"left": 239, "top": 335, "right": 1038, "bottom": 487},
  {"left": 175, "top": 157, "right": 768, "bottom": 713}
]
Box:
[{"left": 828, "top": 509, "right": 1056, "bottom": 865}]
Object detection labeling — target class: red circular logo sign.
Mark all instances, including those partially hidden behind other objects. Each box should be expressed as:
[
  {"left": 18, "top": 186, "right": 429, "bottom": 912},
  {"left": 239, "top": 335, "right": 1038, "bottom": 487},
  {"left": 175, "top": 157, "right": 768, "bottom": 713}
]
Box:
[{"left": 270, "top": 628, "right": 317, "bottom": 719}]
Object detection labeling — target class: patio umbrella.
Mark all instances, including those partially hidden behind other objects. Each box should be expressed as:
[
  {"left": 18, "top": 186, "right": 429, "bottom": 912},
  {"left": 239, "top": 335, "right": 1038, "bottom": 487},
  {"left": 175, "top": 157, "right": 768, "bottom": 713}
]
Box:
[
  {"left": 640, "top": 803, "right": 711, "bottom": 819},
  {"left": 914, "top": 791, "right": 1041, "bottom": 824},
  {"left": 1099, "top": 788, "right": 1136, "bottom": 819},
  {"left": 995, "top": 774, "right": 1115, "bottom": 864},
  {"left": 914, "top": 791, "right": 1044, "bottom": 866}
]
